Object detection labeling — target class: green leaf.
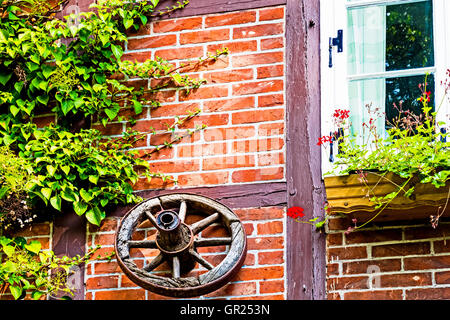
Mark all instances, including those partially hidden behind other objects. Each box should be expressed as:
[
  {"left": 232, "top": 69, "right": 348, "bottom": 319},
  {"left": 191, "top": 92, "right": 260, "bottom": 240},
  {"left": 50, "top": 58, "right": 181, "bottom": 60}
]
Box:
[
  {"left": 123, "top": 18, "right": 134, "bottom": 29},
  {"left": 31, "top": 291, "right": 45, "bottom": 300},
  {"left": 24, "top": 240, "right": 42, "bottom": 254},
  {"left": 111, "top": 44, "right": 123, "bottom": 60},
  {"left": 80, "top": 189, "right": 94, "bottom": 202},
  {"left": 61, "top": 190, "right": 77, "bottom": 202},
  {"left": 50, "top": 195, "right": 62, "bottom": 211},
  {"left": 86, "top": 207, "right": 104, "bottom": 226},
  {"left": 42, "top": 64, "right": 55, "bottom": 79},
  {"left": 2, "top": 244, "right": 15, "bottom": 257},
  {"left": 47, "top": 165, "right": 57, "bottom": 176},
  {"left": 9, "top": 286, "right": 23, "bottom": 300},
  {"left": 73, "top": 201, "right": 88, "bottom": 216},
  {"left": 89, "top": 175, "right": 99, "bottom": 185},
  {"left": 104, "top": 107, "right": 119, "bottom": 120},
  {"left": 41, "top": 187, "right": 52, "bottom": 200}
]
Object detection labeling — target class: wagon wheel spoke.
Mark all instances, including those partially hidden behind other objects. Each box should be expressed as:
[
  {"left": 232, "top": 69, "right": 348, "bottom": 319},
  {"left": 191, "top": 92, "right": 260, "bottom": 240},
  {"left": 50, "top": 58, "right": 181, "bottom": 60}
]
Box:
[
  {"left": 145, "top": 210, "right": 159, "bottom": 229},
  {"left": 190, "top": 212, "right": 220, "bottom": 235},
  {"left": 144, "top": 253, "right": 165, "bottom": 272},
  {"left": 178, "top": 200, "right": 187, "bottom": 222},
  {"left": 128, "top": 240, "right": 157, "bottom": 249},
  {"left": 172, "top": 256, "right": 181, "bottom": 278},
  {"left": 189, "top": 249, "right": 214, "bottom": 270},
  {"left": 194, "top": 237, "right": 232, "bottom": 247}
]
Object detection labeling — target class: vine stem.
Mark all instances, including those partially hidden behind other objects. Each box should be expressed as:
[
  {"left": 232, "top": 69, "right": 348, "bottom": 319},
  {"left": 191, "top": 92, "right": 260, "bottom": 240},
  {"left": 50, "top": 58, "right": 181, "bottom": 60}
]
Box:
[{"left": 354, "top": 176, "right": 412, "bottom": 230}]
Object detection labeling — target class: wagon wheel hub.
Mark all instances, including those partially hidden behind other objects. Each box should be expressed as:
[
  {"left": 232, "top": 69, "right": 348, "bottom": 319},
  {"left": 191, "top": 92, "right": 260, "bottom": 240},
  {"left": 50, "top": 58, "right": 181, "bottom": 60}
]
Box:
[{"left": 115, "top": 193, "right": 247, "bottom": 298}]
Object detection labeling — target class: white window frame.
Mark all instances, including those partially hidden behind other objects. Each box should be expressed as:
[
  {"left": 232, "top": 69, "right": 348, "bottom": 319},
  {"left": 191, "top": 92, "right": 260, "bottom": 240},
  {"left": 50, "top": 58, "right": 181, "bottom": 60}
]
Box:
[{"left": 320, "top": 0, "right": 450, "bottom": 177}]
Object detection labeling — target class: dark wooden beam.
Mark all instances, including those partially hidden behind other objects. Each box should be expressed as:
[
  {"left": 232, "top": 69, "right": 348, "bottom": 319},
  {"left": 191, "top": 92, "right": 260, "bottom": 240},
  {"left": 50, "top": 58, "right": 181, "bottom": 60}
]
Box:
[
  {"left": 154, "top": 0, "right": 287, "bottom": 20},
  {"left": 109, "top": 182, "right": 287, "bottom": 217},
  {"left": 285, "top": 0, "right": 326, "bottom": 300}
]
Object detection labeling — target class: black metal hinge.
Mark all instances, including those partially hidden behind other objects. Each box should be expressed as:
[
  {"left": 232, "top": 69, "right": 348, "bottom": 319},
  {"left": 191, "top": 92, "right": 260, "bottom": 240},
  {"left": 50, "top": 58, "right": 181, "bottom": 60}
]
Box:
[{"left": 329, "top": 29, "right": 343, "bottom": 68}]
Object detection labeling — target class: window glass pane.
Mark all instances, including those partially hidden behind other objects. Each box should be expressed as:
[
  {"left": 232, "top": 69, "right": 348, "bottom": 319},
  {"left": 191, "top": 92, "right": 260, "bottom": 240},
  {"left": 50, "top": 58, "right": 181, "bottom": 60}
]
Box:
[
  {"left": 385, "top": 74, "right": 435, "bottom": 125},
  {"left": 347, "top": 0, "right": 434, "bottom": 75},
  {"left": 386, "top": 1, "right": 434, "bottom": 71}
]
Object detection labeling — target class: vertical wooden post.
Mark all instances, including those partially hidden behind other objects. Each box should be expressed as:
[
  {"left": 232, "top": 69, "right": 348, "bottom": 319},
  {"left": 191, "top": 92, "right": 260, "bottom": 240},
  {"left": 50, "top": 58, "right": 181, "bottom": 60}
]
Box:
[{"left": 285, "top": 0, "right": 326, "bottom": 300}]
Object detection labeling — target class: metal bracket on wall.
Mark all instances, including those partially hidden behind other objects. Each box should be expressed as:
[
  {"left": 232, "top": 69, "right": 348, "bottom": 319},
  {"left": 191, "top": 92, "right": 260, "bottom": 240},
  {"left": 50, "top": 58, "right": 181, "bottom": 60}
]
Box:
[{"left": 328, "top": 29, "right": 343, "bottom": 68}]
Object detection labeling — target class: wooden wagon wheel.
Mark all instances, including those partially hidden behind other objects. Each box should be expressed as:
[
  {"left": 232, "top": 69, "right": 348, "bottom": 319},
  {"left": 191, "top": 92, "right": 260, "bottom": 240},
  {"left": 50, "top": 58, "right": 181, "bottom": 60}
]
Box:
[{"left": 115, "top": 193, "right": 247, "bottom": 298}]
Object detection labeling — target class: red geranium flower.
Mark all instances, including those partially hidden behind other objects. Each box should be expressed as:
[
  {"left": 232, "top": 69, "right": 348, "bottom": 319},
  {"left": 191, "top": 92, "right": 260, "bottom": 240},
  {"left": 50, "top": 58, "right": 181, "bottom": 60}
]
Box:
[{"left": 287, "top": 206, "right": 305, "bottom": 219}]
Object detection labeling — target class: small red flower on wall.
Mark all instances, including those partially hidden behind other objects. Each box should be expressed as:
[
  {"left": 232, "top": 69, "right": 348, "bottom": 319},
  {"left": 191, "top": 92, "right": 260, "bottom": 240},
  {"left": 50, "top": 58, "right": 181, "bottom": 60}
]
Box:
[{"left": 287, "top": 206, "right": 305, "bottom": 219}]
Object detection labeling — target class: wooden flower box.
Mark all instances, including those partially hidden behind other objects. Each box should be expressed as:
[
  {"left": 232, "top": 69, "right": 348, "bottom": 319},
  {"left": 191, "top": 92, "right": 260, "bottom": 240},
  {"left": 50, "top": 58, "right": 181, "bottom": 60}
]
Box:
[{"left": 324, "top": 172, "right": 450, "bottom": 224}]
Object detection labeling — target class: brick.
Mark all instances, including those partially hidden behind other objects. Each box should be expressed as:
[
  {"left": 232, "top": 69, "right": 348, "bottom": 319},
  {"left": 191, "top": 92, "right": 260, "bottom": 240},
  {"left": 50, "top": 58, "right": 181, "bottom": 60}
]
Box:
[
  {"left": 86, "top": 276, "right": 119, "bottom": 290},
  {"left": 261, "top": 37, "right": 284, "bottom": 50},
  {"left": 95, "top": 289, "right": 146, "bottom": 300},
  {"left": 155, "top": 46, "right": 204, "bottom": 61},
  {"left": 258, "top": 122, "right": 284, "bottom": 136},
  {"left": 91, "top": 123, "right": 124, "bottom": 136},
  {"left": 234, "top": 207, "right": 285, "bottom": 221},
  {"left": 179, "top": 85, "right": 228, "bottom": 101},
  {"left": 148, "top": 160, "right": 200, "bottom": 174},
  {"left": 13, "top": 222, "right": 50, "bottom": 237},
  {"left": 93, "top": 261, "right": 123, "bottom": 275},
  {"left": 178, "top": 142, "right": 227, "bottom": 158},
  {"left": 343, "top": 259, "right": 401, "bottom": 275},
  {"left": 207, "top": 40, "right": 257, "bottom": 55},
  {"left": 234, "top": 266, "right": 284, "bottom": 281},
  {"left": 230, "top": 294, "right": 284, "bottom": 300},
  {"left": 327, "top": 263, "right": 340, "bottom": 276},
  {"left": 205, "top": 11, "right": 256, "bottom": 28},
  {"left": 33, "top": 115, "right": 55, "bottom": 128},
  {"left": 126, "top": 25, "right": 151, "bottom": 37},
  {"left": 382, "top": 272, "right": 432, "bottom": 288},
  {"left": 179, "top": 56, "right": 229, "bottom": 73},
  {"left": 205, "top": 282, "right": 257, "bottom": 298},
  {"left": 258, "top": 152, "right": 284, "bottom": 166},
  {"left": 94, "top": 233, "right": 115, "bottom": 246},
  {"left": 128, "top": 118, "right": 175, "bottom": 132},
  {"left": 345, "top": 229, "right": 402, "bottom": 245},
  {"left": 259, "top": 7, "right": 285, "bottom": 21},
  {"left": 327, "top": 233, "right": 343, "bottom": 247},
  {"left": 404, "top": 255, "right": 450, "bottom": 270},
  {"left": 259, "top": 280, "right": 285, "bottom": 294},
  {"left": 233, "top": 52, "right": 284, "bottom": 68},
  {"left": 404, "top": 225, "right": 450, "bottom": 240},
  {"left": 204, "top": 126, "right": 255, "bottom": 142},
  {"left": 203, "top": 97, "right": 255, "bottom": 113},
  {"left": 435, "top": 271, "right": 450, "bottom": 284},
  {"left": 150, "top": 102, "right": 200, "bottom": 118},
  {"left": 232, "top": 109, "right": 284, "bottom": 124},
  {"left": 177, "top": 172, "right": 229, "bottom": 187},
  {"left": 233, "top": 80, "right": 284, "bottom": 96},
  {"left": 372, "top": 242, "right": 431, "bottom": 258},
  {"left": 327, "top": 276, "right": 368, "bottom": 291},
  {"left": 257, "top": 65, "right": 284, "bottom": 79},
  {"left": 127, "top": 35, "right": 177, "bottom": 50},
  {"left": 327, "top": 216, "right": 352, "bottom": 231},
  {"left": 203, "top": 155, "right": 255, "bottom": 171},
  {"left": 231, "top": 137, "right": 284, "bottom": 153},
  {"left": 247, "top": 236, "right": 284, "bottom": 251},
  {"left": 405, "top": 287, "right": 450, "bottom": 300},
  {"left": 232, "top": 167, "right": 284, "bottom": 183},
  {"left": 179, "top": 114, "right": 229, "bottom": 129},
  {"left": 257, "top": 221, "right": 283, "bottom": 235},
  {"left": 134, "top": 147, "right": 174, "bottom": 162},
  {"left": 122, "top": 51, "right": 151, "bottom": 63},
  {"left": 433, "top": 240, "right": 450, "bottom": 253},
  {"left": 134, "top": 176, "right": 176, "bottom": 190},
  {"left": 343, "top": 290, "right": 403, "bottom": 300},
  {"left": 258, "top": 250, "right": 284, "bottom": 265},
  {"left": 258, "top": 94, "right": 284, "bottom": 108},
  {"left": 153, "top": 17, "right": 203, "bottom": 33},
  {"left": 327, "top": 246, "right": 368, "bottom": 261},
  {"left": 203, "top": 69, "right": 254, "bottom": 84},
  {"left": 180, "top": 29, "right": 230, "bottom": 45},
  {"left": 233, "top": 23, "right": 284, "bottom": 39},
  {"left": 143, "top": 89, "right": 177, "bottom": 103}
]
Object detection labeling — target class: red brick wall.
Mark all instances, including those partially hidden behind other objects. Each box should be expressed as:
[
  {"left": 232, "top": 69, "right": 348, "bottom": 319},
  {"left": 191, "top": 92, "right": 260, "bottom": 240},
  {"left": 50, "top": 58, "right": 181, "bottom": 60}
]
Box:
[
  {"left": 84, "top": 5, "right": 288, "bottom": 300},
  {"left": 326, "top": 215, "right": 450, "bottom": 300}
]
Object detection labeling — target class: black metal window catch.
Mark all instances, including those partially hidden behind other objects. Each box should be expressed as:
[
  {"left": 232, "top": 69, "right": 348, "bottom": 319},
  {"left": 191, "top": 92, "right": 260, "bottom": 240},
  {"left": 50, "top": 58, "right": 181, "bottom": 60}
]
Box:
[
  {"left": 329, "top": 128, "right": 344, "bottom": 163},
  {"left": 329, "top": 29, "right": 343, "bottom": 68}
]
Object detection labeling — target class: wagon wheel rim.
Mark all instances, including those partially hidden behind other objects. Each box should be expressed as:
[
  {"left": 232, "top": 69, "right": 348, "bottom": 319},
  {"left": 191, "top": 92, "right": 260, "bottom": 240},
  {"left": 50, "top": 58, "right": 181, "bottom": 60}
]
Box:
[{"left": 115, "top": 193, "right": 247, "bottom": 298}]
